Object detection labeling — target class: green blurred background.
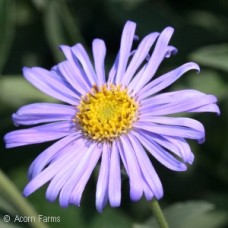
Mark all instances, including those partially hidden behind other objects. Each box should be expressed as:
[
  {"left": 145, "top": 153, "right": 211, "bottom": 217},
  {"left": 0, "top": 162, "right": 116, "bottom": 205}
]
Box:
[{"left": 0, "top": 0, "right": 228, "bottom": 227}]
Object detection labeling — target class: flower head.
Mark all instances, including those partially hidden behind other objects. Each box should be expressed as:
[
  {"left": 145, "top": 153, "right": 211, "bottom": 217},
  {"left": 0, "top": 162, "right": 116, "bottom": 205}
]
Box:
[{"left": 4, "top": 21, "right": 219, "bottom": 212}]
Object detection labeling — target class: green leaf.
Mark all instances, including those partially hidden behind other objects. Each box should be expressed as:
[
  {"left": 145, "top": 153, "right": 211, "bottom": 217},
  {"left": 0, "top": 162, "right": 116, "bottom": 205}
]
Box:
[
  {"left": 0, "top": 75, "right": 57, "bottom": 107},
  {"left": 190, "top": 44, "right": 228, "bottom": 72},
  {"left": 0, "top": 196, "right": 17, "bottom": 215},
  {"left": 43, "top": 0, "right": 85, "bottom": 62},
  {"left": 90, "top": 207, "right": 132, "bottom": 228},
  {"left": 0, "top": 220, "right": 20, "bottom": 228},
  {"left": 134, "top": 201, "right": 227, "bottom": 228},
  {"left": 57, "top": 0, "right": 85, "bottom": 45},
  {"left": 186, "top": 70, "right": 228, "bottom": 100},
  {"left": 0, "top": 0, "right": 15, "bottom": 74},
  {"left": 43, "top": 0, "right": 67, "bottom": 62},
  {"left": 186, "top": 10, "right": 228, "bottom": 33}
]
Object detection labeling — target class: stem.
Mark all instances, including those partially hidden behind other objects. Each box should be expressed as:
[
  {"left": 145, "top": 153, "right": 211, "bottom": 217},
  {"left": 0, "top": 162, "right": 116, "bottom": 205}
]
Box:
[
  {"left": 151, "top": 199, "right": 169, "bottom": 228},
  {"left": 0, "top": 169, "right": 48, "bottom": 228}
]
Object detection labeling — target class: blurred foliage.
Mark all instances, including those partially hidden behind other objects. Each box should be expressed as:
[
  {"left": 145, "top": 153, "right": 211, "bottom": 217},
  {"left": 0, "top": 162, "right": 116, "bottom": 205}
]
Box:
[
  {"left": 0, "top": 0, "right": 15, "bottom": 74},
  {"left": 0, "top": 76, "right": 57, "bottom": 107},
  {"left": 134, "top": 201, "right": 227, "bottom": 228},
  {"left": 0, "top": 0, "right": 228, "bottom": 227},
  {"left": 190, "top": 44, "right": 228, "bottom": 72}
]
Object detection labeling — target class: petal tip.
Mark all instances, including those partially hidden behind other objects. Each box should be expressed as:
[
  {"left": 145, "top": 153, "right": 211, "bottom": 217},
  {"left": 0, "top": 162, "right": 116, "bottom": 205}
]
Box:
[
  {"left": 96, "top": 202, "right": 104, "bottom": 213},
  {"left": 154, "top": 188, "right": 164, "bottom": 200},
  {"left": 130, "top": 189, "right": 143, "bottom": 202},
  {"left": 23, "top": 187, "right": 31, "bottom": 197},
  {"left": 216, "top": 108, "right": 221, "bottom": 116},
  {"left": 59, "top": 200, "right": 69, "bottom": 208},
  {"left": 22, "top": 66, "right": 30, "bottom": 75},
  {"left": 162, "top": 26, "right": 175, "bottom": 36},
  {"left": 109, "top": 195, "right": 121, "bottom": 208},
  {"left": 198, "top": 137, "right": 205, "bottom": 144},
  {"left": 188, "top": 62, "right": 200, "bottom": 72},
  {"left": 3, "top": 133, "right": 12, "bottom": 148},
  {"left": 58, "top": 44, "right": 68, "bottom": 50},
  {"left": 125, "top": 20, "right": 137, "bottom": 27}
]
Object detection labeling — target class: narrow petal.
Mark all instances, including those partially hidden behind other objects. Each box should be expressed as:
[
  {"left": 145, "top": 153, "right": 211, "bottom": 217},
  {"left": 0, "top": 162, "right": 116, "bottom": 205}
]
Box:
[
  {"left": 108, "top": 52, "right": 119, "bottom": 84},
  {"left": 92, "top": 39, "right": 106, "bottom": 86},
  {"left": 28, "top": 133, "right": 80, "bottom": 179},
  {"left": 128, "top": 64, "right": 147, "bottom": 93},
  {"left": 23, "top": 67, "right": 79, "bottom": 105},
  {"left": 59, "top": 45, "right": 92, "bottom": 88},
  {"left": 46, "top": 157, "right": 81, "bottom": 202},
  {"left": 4, "top": 121, "right": 74, "bottom": 148},
  {"left": 140, "top": 89, "right": 205, "bottom": 108},
  {"left": 45, "top": 138, "right": 93, "bottom": 203},
  {"left": 121, "top": 32, "right": 159, "bottom": 86},
  {"left": 114, "top": 21, "right": 136, "bottom": 84},
  {"left": 109, "top": 140, "right": 121, "bottom": 207},
  {"left": 69, "top": 148, "right": 102, "bottom": 207},
  {"left": 71, "top": 44, "right": 98, "bottom": 85},
  {"left": 51, "top": 65, "right": 81, "bottom": 98},
  {"left": 134, "top": 121, "right": 204, "bottom": 143},
  {"left": 58, "top": 143, "right": 98, "bottom": 207},
  {"left": 23, "top": 136, "right": 82, "bottom": 197},
  {"left": 142, "top": 181, "right": 154, "bottom": 201},
  {"left": 45, "top": 140, "right": 85, "bottom": 202},
  {"left": 188, "top": 103, "right": 220, "bottom": 114},
  {"left": 140, "top": 92, "right": 217, "bottom": 118},
  {"left": 57, "top": 61, "right": 90, "bottom": 95},
  {"left": 138, "top": 62, "right": 200, "bottom": 100},
  {"left": 118, "top": 136, "right": 143, "bottom": 201},
  {"left": 12, "top": 103, "right": 75, "bottom": 126},
  {"left": 128, "top": 132, "right": 163, "bottom": 199},
  {"left": 164, "top": 45, "right": 178, "bottom": 58},
  {"left": 140, "top": 116, "right": 205, "bottom": 138},
  {"left": 96, "top": 143, "right": 110, "bottom": 212},
  {"left": 128, "top": 45, "right": 178, "bottom": 94},
  {"left": 135, "top": 129, "right": 194, "bottom": 164},
  {"left": 129, "top": 27, "right": 174, "bottom": 93},
  {"left": 163, "top": 136, "right": 194, "bottom": 164},
  {"left": 132, "top": 130, "right": 187, "bottom": 171}
]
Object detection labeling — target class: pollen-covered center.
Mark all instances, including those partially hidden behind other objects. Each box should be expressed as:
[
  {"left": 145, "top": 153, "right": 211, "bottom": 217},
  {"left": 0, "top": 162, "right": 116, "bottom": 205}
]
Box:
[{"left": 75, "top": 84, "right": 138, "bottom": 142}]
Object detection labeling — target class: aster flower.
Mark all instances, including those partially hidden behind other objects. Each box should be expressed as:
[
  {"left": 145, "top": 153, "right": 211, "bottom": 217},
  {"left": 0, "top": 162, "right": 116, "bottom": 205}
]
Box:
[{"left": 4, "top": 21, "right": 219, "bottom": 212}]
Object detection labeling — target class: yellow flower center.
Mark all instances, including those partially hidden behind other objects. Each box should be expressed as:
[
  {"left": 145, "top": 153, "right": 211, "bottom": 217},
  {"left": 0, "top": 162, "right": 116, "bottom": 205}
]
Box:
[{"left": 75, "top": 84, "right": 138, "bottom": 142}]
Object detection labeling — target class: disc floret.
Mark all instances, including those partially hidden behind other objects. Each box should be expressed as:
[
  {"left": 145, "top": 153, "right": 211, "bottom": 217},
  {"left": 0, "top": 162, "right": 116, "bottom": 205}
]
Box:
[{"left": 75, "top": 84, "right": 138, "bottom": 142}]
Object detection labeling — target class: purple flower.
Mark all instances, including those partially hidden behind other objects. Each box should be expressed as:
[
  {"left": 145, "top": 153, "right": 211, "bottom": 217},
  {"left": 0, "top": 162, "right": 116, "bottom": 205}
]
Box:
[{"left": 4, "top": 21, "right": 219, "bottom": 212}]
